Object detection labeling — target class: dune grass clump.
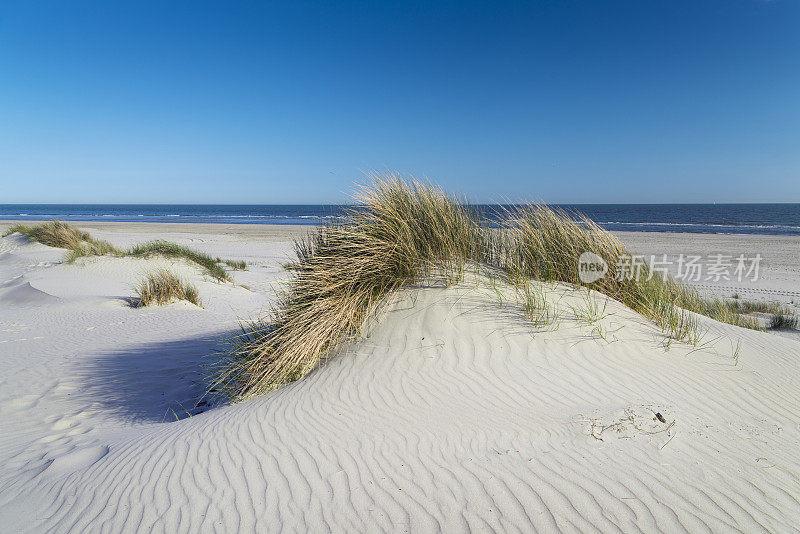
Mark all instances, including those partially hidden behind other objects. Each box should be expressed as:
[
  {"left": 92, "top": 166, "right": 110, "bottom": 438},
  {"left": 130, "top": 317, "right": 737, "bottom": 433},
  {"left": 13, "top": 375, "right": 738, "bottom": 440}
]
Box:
[
  {"left": 3, "top": 220, "right": 119, "bottom": 261},
  {"left": 217, "top": 175, "right": 784, "bottom": 399},
  {"left": 495, "top": 205, "right": 702, "bottom": 337},
  {"left": 727, "top": 299, "right": 787, "bottom": 315},
  {"left": 223, "top": 259, "right": 247, "bottom": 271},
  {"left": 3, "top": 220, "right": 89, "bottom": 247},
  {"left": 127, "top": 241, "right": 230, "bottom": 282},
  {"left": 131, "top": 269, "right": 201, "bottom": 308},
  {"left": 216, "top": 175, "right": 479, "bottom": 398},
  {"left": 496, "top": 207, "right": 770, "bottom": 334},
  {"left": 769, "top": 313, "right": 798, "bottom": 330}
]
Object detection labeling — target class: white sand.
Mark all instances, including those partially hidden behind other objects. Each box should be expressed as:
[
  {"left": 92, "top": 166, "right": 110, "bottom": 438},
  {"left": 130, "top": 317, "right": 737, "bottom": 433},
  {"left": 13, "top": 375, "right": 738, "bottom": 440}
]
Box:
[
  {"left": 1, "top": 223, "right": 799, "bottom": 532},
  {"left": 618, "top": 231, "right": 800, "bottom": 308}
]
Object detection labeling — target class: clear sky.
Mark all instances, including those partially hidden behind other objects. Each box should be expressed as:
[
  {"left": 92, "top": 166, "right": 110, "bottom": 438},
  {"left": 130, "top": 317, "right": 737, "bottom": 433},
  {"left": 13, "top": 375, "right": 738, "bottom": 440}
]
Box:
[{"left": 1, "top": 1, "right": 798, "bottom": 204}]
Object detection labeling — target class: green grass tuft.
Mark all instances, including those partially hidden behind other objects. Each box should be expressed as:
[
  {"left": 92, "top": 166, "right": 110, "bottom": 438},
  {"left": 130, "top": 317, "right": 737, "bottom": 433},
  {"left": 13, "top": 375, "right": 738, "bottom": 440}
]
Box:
[
  {"left": 726, "top": 299, "right": 787, "bottom": 315},
  {"left": 224, "top": 259, "right": 247, "bottom": 270},
  {"left": 131, "top": 269, "right": 202, "bottom": 308},
  {"left": 769, "top": 313, "right": 798, "bottom": 330}
]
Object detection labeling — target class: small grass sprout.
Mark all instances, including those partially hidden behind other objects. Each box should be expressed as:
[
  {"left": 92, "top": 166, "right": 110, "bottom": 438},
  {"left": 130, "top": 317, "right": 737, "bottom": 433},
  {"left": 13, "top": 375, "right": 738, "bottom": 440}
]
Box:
[
  {"left": 224, "top": 259, "right": 248, "bottom": 271},
  {"left": 571, "top": 289, "right": 609, "bottom": 325}
]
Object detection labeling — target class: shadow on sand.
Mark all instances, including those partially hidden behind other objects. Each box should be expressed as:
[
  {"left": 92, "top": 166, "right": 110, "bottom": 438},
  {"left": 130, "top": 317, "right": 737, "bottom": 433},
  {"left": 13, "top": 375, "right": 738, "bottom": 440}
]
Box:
[{"left": 80, "top": 330, "right": 238, "bottom": 423}]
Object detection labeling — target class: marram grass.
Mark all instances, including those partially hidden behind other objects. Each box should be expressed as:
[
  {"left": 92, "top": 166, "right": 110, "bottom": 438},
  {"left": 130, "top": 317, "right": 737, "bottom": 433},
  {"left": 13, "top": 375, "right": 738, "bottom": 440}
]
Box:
[
  {"left": 214, "top": 174, "right": 791, "bottom": 400},
  {"left": 770, "top": 313, "right": 798, "bottom": 330},
  {"left": 127, "top": 240, "right": 230, "bottom": 281},
  {"left": 3, "top": 220, "right": 119, "bottom": 261},
  {"left": 223, "top": 259, "right": 247, "bottom": 271},
  {"left": 131, "top": 269, "right": 202, "bottom": 308},
  {"left": 214, "top": 175, "right": 479, "bottom": 398}
]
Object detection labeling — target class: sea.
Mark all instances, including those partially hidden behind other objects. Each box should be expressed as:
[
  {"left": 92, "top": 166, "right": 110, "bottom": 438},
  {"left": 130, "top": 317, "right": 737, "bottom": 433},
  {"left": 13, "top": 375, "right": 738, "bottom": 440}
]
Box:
[{"left": 1, "top": 204, "right": 799, "bottom": 236}]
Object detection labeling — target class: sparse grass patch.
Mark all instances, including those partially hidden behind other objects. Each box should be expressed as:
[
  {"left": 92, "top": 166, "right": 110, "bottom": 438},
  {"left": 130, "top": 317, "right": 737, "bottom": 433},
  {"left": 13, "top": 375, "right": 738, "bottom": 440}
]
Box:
[
  {"left": 516, "top": 281, "right": 559, "bottom": 328},
  {"left": 727, "top": 299, "right": 787, "bottom": 315},
  {"left": 3, "top": 220, "right": 90, "bottom": 247},
  {"left": 495, "top": 206, "right": 775, "bottom": 336},
  {"left": 692, "top": 297, "right": 765, "bottom": 331},
  {"left": 127, "top": 241, "right": 230, "bottom": 281},
  {"left": 65, "top": 239, "right": 120, "bottom": 262},
  {"left": 495, "top": 205, "right": 713, "bottom": 341},
  {"left": 224, "top": 259, "right": 247, "bottom": 270},
  {"left": 570, "top": 289, "right": 609, "bottom": 325},
  {"left": 131, "top": 269, "right": 201, "bottom": 308}
]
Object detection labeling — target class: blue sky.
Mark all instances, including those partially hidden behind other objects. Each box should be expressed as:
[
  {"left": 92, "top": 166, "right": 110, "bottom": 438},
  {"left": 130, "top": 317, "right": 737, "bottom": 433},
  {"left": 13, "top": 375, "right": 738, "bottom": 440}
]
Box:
[{"left": 1, "top": 1, "right": 798, "bottom": 204}]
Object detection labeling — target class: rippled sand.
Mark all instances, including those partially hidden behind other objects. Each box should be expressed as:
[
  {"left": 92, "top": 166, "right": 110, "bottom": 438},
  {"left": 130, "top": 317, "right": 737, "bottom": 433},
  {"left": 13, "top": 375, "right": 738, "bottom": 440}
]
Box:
[{"left": 1, "top": 223, "right": 799, "bottom": 532}]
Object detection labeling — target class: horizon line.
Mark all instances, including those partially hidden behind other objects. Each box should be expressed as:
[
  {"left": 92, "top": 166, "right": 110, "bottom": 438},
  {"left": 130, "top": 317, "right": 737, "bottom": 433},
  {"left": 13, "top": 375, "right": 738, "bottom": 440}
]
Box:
[{"left": 2, "top": 201, "right": 800, "bottom": 207}]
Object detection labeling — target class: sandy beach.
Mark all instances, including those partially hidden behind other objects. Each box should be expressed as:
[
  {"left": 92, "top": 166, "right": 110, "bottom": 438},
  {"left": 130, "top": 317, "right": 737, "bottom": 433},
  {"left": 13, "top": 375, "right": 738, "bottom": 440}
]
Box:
[
  {"left": 618, "top": 231, "right": 800, "bottom": 307},
  {"left": 4, "top": 0, "right": 798, "bottom": 530},
  {"left": 1, "top": 221, "right": 799, "bottom": 532}
]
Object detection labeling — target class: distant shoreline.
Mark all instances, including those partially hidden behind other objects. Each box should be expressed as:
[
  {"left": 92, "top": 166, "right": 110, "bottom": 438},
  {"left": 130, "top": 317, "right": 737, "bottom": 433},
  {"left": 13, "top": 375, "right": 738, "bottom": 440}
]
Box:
[
  {"left": 3, "top": 218, "right": 800, "bottom": 240},
  {"left": 2, "top": 202, "right": 799, "bottom": 236}
]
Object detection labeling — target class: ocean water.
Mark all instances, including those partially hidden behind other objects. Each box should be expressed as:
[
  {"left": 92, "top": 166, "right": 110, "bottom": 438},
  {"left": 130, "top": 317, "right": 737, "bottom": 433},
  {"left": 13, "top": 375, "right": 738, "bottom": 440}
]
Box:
[{"left": 1, "top": 203, "right": 799, "bottom": 236}]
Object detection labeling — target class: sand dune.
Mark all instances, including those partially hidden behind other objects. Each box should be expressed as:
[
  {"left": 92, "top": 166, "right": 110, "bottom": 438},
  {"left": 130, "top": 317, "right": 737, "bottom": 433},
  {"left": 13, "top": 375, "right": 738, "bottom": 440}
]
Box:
[
  {"left": 1, "top": 228, "right": 799, "bottom": 532},
  {"left": 0, "top": 281, "right": 61, "bottom": 307}
]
